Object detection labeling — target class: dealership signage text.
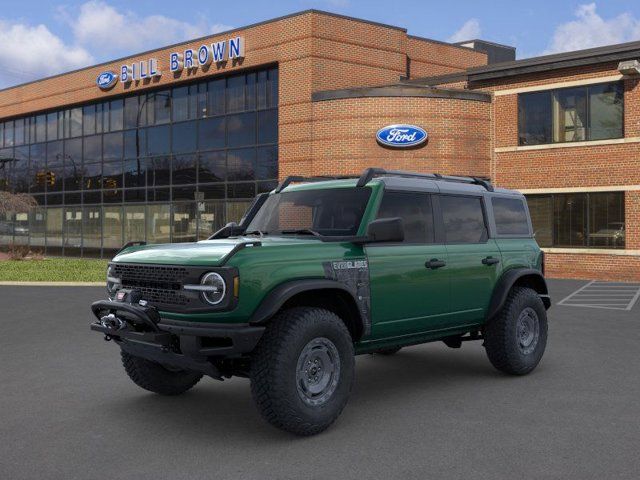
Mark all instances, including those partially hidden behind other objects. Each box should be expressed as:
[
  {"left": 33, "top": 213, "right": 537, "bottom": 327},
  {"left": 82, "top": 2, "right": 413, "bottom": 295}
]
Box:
[{"left": 99, "top": 37, "right": 245, "bottom": 88}]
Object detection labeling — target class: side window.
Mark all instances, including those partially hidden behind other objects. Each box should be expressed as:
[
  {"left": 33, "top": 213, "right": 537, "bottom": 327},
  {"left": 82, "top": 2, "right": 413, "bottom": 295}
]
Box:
[
  {"left": 492, "top": 197, "right": 530, "bottom": 236},
  {"left": 376, "top": 191, "right": 434, "bottom": 243},
  {"left": 440, "top": 195, "right": 487, "bottom": 244}
]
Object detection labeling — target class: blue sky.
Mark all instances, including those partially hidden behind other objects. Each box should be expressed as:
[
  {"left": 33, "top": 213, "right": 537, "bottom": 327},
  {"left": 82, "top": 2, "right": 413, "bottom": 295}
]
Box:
[{"left": 1, "top": 0, "right": 640, "bottom": 88}]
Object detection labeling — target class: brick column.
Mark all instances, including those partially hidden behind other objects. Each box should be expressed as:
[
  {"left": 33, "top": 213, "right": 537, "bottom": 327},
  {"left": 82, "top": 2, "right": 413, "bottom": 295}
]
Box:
[{"left": 625, "top": 190, "right": 640, "bottom": 249}]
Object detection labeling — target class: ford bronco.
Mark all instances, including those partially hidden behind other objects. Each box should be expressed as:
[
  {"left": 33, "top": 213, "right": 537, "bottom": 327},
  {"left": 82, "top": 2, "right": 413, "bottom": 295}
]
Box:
[{"left": 90, "top": 168, "right": 550, "bottom": 435}]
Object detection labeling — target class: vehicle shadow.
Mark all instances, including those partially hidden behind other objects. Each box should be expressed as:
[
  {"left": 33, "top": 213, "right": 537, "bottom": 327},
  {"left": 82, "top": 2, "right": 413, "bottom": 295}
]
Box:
[{"left": 101, "top": 344, "right": 506, "bottom": 442}]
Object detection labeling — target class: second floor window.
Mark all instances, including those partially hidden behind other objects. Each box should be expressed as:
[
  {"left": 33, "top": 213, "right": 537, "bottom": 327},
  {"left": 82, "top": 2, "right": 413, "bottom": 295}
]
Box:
[{"left": 518, "top": 82, "right": 623, "bottom": 146}]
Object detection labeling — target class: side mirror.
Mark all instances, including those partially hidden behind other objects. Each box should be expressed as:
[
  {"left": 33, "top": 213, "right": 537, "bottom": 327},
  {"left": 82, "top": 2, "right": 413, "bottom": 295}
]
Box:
[{"left": 365, "top": 217, "right": 404, "bottom": 243}]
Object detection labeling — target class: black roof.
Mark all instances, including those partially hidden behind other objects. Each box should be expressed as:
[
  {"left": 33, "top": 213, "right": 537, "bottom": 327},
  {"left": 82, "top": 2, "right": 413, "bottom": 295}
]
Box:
[{"left": 466, "top": 39, "right": 640, "bottom": 82}]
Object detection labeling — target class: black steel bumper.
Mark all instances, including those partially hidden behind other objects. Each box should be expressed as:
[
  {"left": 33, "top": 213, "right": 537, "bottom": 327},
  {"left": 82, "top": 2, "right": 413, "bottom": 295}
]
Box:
[{"left": 90, "top": 300, "right": 265, "bottom": 378}]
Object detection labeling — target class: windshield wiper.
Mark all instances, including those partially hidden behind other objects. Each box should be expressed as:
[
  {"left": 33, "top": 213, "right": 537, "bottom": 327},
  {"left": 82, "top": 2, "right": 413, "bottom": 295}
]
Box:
[{"left": 278, "top": 228, "right": 322, "bottom": 237}]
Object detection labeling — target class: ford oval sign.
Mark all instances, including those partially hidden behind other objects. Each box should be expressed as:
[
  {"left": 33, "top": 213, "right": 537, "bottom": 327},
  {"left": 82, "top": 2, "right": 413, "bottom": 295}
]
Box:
[
  {"left": 376, "top": 124, "right": 427, "bottom": 148},
  {"left": 96, "top": 71, "right": 118, "bottom": 90}
]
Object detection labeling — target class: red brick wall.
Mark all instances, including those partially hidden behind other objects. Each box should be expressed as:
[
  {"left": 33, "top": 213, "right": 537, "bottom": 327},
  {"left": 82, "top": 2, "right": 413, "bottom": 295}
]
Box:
[
  {"left": 406, "top": 37, "right": 487, "bottom": 79},
  {"left": 545, "top": 252, "right": 640, "bottom": 282},
  {"left": 307, "top": 95, "right": 491, "bottom": 178}
]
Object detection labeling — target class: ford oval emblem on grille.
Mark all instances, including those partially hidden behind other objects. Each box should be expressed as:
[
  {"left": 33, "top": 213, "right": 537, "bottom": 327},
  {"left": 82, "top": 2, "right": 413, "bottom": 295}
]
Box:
[
  {"left": 376, "top": 124, "right": 427, "bottom": 148},
  {"left": 96, "top": 71, "right": 118, "bottom": 90}
]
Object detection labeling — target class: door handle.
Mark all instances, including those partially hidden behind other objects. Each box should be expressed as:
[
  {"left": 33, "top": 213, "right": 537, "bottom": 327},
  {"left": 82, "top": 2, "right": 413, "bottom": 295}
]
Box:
[
  {"left": 425, "top": 258, "right": 446, "bottom": 269},
  {"left": 482, "top": 256, "right": 500, "bottom": 266}
]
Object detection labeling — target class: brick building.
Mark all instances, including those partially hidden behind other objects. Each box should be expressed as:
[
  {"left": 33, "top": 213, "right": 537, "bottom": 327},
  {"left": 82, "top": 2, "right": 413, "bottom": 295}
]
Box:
[{"left": 0, "top": 9, "right": 638, "bottom": 281}]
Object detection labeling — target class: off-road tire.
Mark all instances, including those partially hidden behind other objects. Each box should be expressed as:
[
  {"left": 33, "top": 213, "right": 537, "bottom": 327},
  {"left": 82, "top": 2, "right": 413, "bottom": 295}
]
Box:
[
  {"left": 250, "top": 307, "right": 355, "bottom": 436},
  {"left": 121, "top": 351, "right": 202, "bottom": 395},
  {"left": 484, "top": 287, "right": 548, "bottom": 375},
  {"left": 374, "top": 346, "right": 402, "bottom": 355}
]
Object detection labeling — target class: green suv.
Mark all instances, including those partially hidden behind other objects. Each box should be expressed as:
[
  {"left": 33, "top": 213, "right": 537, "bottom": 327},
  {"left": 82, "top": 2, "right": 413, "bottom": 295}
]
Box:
[{"left": 91, "top": 168, "right": 550, "bottom": 435}]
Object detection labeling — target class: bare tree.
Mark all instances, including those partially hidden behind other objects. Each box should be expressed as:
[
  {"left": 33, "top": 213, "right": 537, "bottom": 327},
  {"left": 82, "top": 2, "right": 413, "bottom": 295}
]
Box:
[{"left": 0, "top": 191, "right": 37, "bottom": 216}]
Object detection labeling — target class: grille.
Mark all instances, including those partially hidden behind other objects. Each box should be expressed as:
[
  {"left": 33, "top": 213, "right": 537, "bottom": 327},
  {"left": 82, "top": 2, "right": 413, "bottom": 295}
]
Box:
[{"left": 113, "top": 264, "right": 191, "bottom": 307}]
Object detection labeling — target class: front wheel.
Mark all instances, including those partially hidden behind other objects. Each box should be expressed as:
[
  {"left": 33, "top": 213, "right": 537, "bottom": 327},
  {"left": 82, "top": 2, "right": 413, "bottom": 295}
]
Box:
[
  {"left": 250, "top": 307, "right": 354, "bottom": 436},
  {"left": 484, "top": 287, "right": 548, "bottom": 375}
]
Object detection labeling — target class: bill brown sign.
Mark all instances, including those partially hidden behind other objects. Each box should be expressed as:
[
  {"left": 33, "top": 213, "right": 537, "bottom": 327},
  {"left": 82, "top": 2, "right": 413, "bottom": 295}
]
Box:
[{"left": 98, "top": 37, "right": 245, "bottom": 89}]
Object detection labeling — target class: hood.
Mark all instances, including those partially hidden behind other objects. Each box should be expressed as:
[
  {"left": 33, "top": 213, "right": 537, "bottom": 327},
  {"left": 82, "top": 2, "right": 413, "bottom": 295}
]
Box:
[{"left": 112, "top": 236, "right": 323, "bottom": 266}]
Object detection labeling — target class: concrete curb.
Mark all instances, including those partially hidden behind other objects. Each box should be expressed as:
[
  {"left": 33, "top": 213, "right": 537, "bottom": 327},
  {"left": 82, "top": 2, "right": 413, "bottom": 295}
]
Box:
[{"left": 0, "top": 281, "right": 103, "bottom": 287}]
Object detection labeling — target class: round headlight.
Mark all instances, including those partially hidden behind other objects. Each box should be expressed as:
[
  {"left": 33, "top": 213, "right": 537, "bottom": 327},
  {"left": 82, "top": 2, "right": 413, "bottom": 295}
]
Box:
[
  {"left": 106, "top": 265, "right": 121, "bottom": 298},
  {"left": 201, "top": 272, "right": 226, "bottom": 305}
]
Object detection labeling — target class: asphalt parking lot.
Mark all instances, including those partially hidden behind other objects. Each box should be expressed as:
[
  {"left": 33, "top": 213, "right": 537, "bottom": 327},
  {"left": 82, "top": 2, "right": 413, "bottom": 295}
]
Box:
[{"left": 1, "top": 279, "right": 639, "bottom": 480}]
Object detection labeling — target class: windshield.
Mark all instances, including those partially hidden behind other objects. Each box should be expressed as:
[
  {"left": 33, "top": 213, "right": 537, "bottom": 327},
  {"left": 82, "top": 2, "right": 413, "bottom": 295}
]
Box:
[{"left": 245, "top": 187, "right": 371, "bottom": 237}]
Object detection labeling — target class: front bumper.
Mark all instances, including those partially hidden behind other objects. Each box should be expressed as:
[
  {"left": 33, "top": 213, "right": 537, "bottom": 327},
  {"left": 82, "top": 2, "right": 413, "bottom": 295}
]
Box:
[{"left": 90, "top": 300, "right": 265, "bottom": 378}]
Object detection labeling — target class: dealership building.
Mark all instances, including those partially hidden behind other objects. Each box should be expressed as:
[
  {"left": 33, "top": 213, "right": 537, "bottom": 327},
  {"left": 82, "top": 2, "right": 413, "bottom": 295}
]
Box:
[{"left": 0, "top": 10, "right": 639, "bottom": 281}]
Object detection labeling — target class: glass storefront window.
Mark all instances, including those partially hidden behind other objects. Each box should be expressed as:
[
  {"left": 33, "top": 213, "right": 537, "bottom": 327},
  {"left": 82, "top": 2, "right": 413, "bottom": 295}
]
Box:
[
  {"left": 199, "top": 117, "right": 225, "bottom": 150},
  {"left": 147, "top": 204, "right": 170, "bottom": 244},
  {"left": 124, "top": 205, "right": 145, "bottom": 244},
  {"left": 103, "top": 206, "right": 123, "bottom": 251},
  {"left": 197, "top": 201, "right": 225, "bottom": 240},
  {"left": 46, "top": 207, "right": 63, "bottom": 255},
  {"left": 29, "top": 207, "right": 46, "bottom": 249},
  {"left": 82, "top": 206, "right": 102, "bottom": 256},
  {"left": 172, "top": 203, "right": 197, "bottom": 243},
  {"left": 519, "top": 82, "right": 623, "bottom": 145},
  {"left": 1, "top": 66, "right": 277, "bottom": 256},
  {"left": 172, "top": 121, "right": 197, "bottom": 153},
  {"left": 526, "top": 192, "right": 625, "bottom": 249}
]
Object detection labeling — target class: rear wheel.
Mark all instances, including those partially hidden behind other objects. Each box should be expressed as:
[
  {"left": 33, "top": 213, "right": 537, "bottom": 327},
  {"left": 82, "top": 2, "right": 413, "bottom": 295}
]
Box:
[
  {"left": 121, "top": 351, "right": 202, "bottom": 395},
  {"left": 484, "top": 287, "right": 548, "bottom": 375},
  {"left": 250, "top": 307, "right": 354, "bottom": 436}
]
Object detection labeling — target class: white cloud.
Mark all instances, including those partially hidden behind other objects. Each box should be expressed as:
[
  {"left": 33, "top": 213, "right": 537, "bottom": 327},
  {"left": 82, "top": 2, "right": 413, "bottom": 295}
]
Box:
[
  {"left": 544, "top": 3, "right": 640, "bottom": 54},
  {"left": 0, "top": 20, "right": 93, "bottom": 87},
  {"left": 448, "top": 19, "right": 481, "bottom": 43},
  {"left": 63, "top": 1, "right": 233, "bottom": 58},
  {"left": 0, "top": 1, "right": 235, "bottom": 88}
]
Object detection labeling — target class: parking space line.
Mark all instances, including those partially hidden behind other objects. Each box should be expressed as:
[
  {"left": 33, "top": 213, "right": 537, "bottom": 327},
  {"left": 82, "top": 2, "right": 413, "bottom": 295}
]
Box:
[{"left": 557, "top": 281, "right": 640, "bottom": 311}]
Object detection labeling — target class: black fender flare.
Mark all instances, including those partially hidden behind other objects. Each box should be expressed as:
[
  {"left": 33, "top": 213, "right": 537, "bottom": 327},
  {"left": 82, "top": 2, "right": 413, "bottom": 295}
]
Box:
[
  {"left": 248, "top": 279, "right": 364, "bottom": 329},
  {"left": 486, "top": 268, "right": 551, "bottom": 320}
]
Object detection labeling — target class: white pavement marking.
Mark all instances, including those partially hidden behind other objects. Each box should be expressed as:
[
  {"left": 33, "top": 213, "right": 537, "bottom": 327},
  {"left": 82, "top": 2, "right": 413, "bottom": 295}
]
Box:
[{"left": 557, "top": 281, "right": 640, "bottom": 311}]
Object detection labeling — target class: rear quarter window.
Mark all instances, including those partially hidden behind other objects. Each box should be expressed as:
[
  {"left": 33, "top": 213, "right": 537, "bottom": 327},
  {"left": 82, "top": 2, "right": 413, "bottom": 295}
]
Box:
[{"left": 492, "top": 197, "right": 531, "bottom": 236}]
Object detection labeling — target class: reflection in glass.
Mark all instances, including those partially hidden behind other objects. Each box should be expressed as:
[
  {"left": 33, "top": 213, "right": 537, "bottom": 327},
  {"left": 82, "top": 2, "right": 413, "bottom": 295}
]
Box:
[
  {"left": 172, "top": 203, "right": 197, "bottom": 242},
  {"left": 172, "top": 121, "right": 197, "bottom": 153},
  {"left": 103, "top": 206, "right": 123, "bottom": 250},
  {"left": 83, "top": 206, "right": 102, "bottom": 256},
  {"left": 227, "top": 112, "right": 256, "bottom": 147},
  {"left": 147, "top": 204, "right": 170, "bottom": 244},
  {"left": 228, "top": 148, "right": 255, "bottom": 181},
  {"left": 124, "top": 205, "right": 145, "bottom": 243},
  {"left": 172, "top": 154, "right": 197, "bottom": 185},
  {"left": 46, "top": 207, "right": 63, "bottom": 255},
  {"left": 197, "top": 201, "right": 225, "bottom": 240},
  {"left": 29, "top": 207, "right": 46, "bottom": 248},
  {"left": 527, "top": 196, "right": 553, "bottom": 247},
  {"left": 198, "top": 117, "right": 225, "bottom": 150}
]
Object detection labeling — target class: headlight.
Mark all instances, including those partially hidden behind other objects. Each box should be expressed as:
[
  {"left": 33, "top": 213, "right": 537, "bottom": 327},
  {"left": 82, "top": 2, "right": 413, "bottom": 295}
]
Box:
[
  {"left": 184, "top": 272, "right": 226, "bottom": 305},
  {"left": 106, "top": 265, "right": 121, "bottom": 298}
]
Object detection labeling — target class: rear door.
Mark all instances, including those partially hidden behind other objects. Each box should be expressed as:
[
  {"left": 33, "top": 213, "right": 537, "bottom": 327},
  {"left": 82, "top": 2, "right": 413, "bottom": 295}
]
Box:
[
  {"left": 438, "top": 194, "right": 502, "bottom": 325},
  {"left": 366, "top": 190, "right": 451, "bottom": 339}
]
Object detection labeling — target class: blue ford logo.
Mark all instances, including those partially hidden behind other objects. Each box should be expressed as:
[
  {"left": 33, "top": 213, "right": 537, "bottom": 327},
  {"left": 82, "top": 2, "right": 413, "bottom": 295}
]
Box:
[
  {"left": 376, "top": 124, "right": 428, "bottom": 148},
  {"left": 96, "top": 71, "right": 118, "bottom": 90}
]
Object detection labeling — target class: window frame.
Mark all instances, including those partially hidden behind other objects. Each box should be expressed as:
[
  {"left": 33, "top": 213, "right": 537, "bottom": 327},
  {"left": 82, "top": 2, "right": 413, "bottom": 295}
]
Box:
[
  {"left": 517, "top": 81, "right": 624, "bottom": 146},
  {"left": 525, "top": 191, "right": 625, "bottom": 249}
]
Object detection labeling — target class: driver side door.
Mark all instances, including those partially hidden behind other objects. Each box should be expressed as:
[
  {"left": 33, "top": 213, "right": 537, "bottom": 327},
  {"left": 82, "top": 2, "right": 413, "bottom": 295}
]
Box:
[{"left": 366, "top": 190, "right": 451, "bottom": 339}]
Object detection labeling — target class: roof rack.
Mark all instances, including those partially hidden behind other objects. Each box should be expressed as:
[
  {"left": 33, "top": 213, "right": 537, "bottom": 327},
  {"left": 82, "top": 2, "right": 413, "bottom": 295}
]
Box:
[
  {"left": 356, "top": 168, "right": 494, "bottom": 192},
  {"left": 275, "top": 175, "right": 359, "bottom": 193}
]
